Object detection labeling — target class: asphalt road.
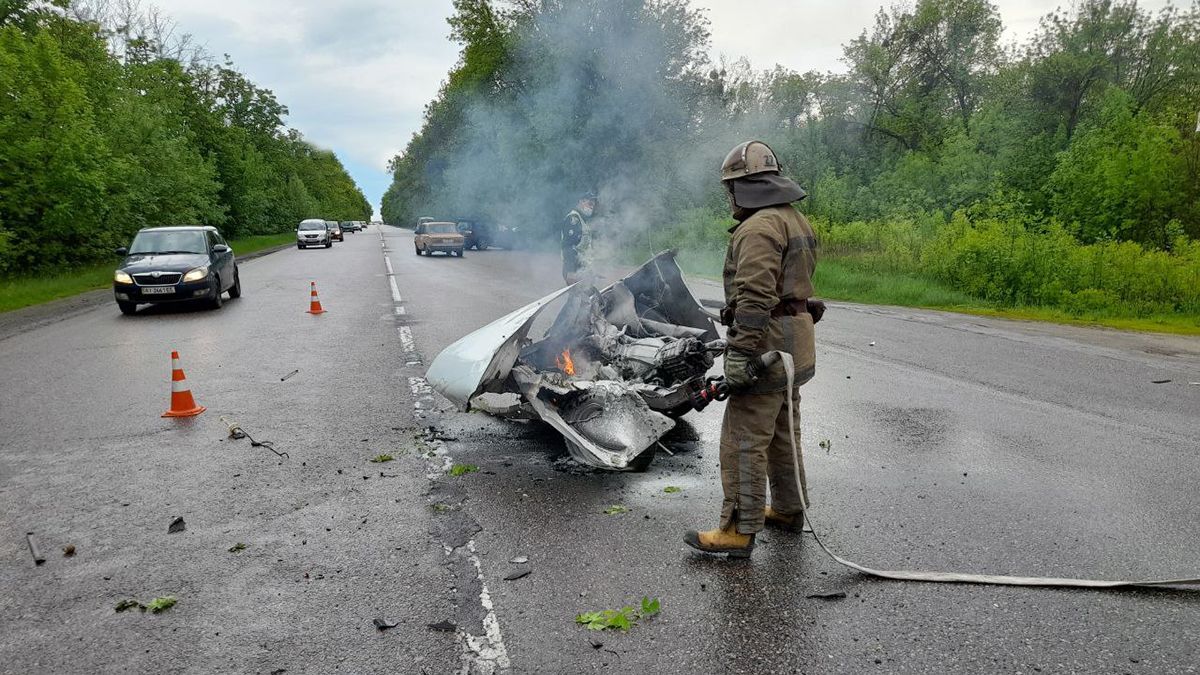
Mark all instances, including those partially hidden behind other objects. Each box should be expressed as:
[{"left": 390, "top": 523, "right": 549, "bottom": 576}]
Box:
[{"left": 2, "top": 226, "right": 1199, "bottom": 674}]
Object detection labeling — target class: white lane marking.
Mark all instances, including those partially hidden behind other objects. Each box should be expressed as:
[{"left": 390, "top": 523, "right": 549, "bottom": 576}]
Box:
[
  {"left": 398, "top": 326, "right": 416, "bottom": 351},
  {"left": 459, "top": 540, "right": 511, "bottom": 673},
  {"left": 384, "top": 256, "right": 394, "bottom": 275},
  {"left": 389, "top": 276, "right": 402, "bottom": 303},
  {"left": 395, "top": 306, "right": 406, "bottom": 315}
]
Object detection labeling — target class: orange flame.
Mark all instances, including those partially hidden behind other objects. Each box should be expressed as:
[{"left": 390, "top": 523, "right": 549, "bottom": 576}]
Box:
[{"left": 556, "top": 348, "right": 576, "bottom": 376}]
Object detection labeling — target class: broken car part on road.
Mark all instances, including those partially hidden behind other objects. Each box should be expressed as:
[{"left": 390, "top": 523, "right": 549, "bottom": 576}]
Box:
[{"left": 427, "top": 251, "right": 722, "bottom": 471}]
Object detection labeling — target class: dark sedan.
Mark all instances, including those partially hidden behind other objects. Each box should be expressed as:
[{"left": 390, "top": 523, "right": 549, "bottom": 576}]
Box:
[{"left": 112, "top": 226, "right": 241, "bottom": 315}]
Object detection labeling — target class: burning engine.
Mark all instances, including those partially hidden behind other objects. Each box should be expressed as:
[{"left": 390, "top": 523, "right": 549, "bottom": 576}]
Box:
[{"left": 426, "top": 251, "right": 722, "bottom": 471}]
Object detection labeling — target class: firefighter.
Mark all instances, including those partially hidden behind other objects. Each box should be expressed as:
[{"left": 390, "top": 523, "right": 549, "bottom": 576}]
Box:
[
  {"left": 685, "top": 140, "right": 825, "bottom": 558},
  {"left": 561, "top": 192, "right": 597, "bottom": 284}
]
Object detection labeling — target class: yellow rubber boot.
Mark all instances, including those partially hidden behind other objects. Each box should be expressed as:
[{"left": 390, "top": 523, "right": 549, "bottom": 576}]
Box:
[
  {"left": 683, "top": 524, "right": 755, "bottom": 558},
  {"left": 764, "top": 506, "right": 806, "bottom": 533}
]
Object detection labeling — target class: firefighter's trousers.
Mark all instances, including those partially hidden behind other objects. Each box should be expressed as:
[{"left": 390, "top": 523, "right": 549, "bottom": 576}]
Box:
[{"left": 719, "top": 388, "right": 809, "bottom": 534}]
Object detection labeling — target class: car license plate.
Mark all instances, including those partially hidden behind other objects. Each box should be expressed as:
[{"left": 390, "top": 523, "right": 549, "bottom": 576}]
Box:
[{"left": 142, "top": 286, "right": 175, "bottom": 295}]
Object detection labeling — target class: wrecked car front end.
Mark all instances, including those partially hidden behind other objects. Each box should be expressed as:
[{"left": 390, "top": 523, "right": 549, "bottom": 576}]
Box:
[{"left": 426, "top": 251, "right": 721, "bottom": 471}]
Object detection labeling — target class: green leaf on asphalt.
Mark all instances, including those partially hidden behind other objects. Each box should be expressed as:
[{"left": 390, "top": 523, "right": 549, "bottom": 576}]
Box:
[
  {"left": 575, "top": 598, "right": 661, "bottom": 632},
  {"left": 145, "top": 596, "right": 176, "bottom": 614},
  {"left": 228, "top": 543, "right": 246, "bottom": 553},
  {"left": 640, "top": 596, "right": 661, "bottom": 617},
  {"left": 663, "top": 486, "right": 681, "bottom": 493},
  {"left": 449, "top": 463, "right": 479, "bottom": 477},
  {"left": 114, "top": 599, "right": 142, "bottom": 613},
  {"left": 369, "top": 453, "right": 395, "bottom": 463},
  {"left": 603, "top": 505, "right": 629, "bottom": 515},
  {"left": 431, "top": 503, "right": 452, "bottom": 512}
]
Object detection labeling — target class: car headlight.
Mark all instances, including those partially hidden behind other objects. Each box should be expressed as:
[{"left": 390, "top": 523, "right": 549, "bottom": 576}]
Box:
[
  {"left": 114, "top": 270, "right": 133, "bottom": 284},
  {"left": 182, "top": 266, "right": 209, "bottom": 282}
]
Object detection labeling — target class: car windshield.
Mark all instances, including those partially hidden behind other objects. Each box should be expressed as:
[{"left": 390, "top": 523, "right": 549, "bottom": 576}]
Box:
[
  {"left": 128, "top": 230, "right": 207, "bottom": 255},
  {"left": 327, "top": 224, "right": 340, "bottom": 230},
  {"left": 428, "top": 223, "right": 456, "bottom": 234}
]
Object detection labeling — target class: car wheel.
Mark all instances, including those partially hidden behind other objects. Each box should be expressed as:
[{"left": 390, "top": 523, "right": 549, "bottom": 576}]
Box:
[
  {"left": 414, "top": 244, "right": 422, "bottom": 256},
  {"left": 297, "top": 243, "right": 304, "bottom": 249},
  {"left": 228, "top": 268, "right": 242, "bottom": 298},
  {"left": 325, "top": 241, "right": 332, "bottom": 248},
  {"left": 456, "top": 249, "right": 464, "bottom": 257},
  {"left": 209, "top": 277, "right": 224, "bottom": 309},
  {"left": 117, "top": 301, "right": 137, "bottom": 315}
]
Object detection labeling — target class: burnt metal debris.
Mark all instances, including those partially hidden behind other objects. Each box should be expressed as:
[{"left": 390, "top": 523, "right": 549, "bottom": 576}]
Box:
[{"left": 427, "top": 251, "right": 723, "bottom": 471}]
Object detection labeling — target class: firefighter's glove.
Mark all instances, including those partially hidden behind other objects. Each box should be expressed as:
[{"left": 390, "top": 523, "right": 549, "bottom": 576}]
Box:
[
  {"left": 723, "top": 350, "right": 758, "bottom": 390},
  {"left": 806, "top": 299, "right": 826, "bottom": 324}
]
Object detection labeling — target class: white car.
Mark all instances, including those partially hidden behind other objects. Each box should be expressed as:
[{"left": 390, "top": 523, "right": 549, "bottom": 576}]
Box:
[{"left": 297, "top": 219, "right": 331, "bottom": 249}]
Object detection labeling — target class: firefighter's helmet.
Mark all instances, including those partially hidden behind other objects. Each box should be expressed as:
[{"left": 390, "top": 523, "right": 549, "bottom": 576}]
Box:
[{"left": 720, "top": 140, "right": 781, "bottom": 181}]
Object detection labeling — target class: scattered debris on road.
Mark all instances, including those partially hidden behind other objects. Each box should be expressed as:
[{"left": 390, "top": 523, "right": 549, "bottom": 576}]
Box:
[
  {"left": 806, "top": 591, "right": 848, "bottom": 600},
  {"left": 663, "top": 486, "right": 681, "bottom": 493},
  {"left": 503, "top": 569, "right": 531, "bottom": 581},
  {"left": 426, "top": 252, "right": 722, "bottom": 472},
  {"left": 1151, "top": 379, "right": 1173, "bottom": 384},
  {"left": 115, "top": 596, "right": 177, "bottom": 614},
  {"left": 25, "top": 532, "right": 44, "bottom": 566},
  {"left": 228, "top": 543, "right": 246, "bottom": 553},
  {"left": 168, "top": 517, "right": 186, "bottom": 534},
  {"left": 62, "top": 544, "right": 75, "bottom": 557},
  {"left": 369, "top": 453, "right": 394, "bottom": 463},
  {"left": 427, "top": 620, "right": 457, "bottom": 632},
  {"left": 220, "top": 415, "right": 289, "bottom": 458},
  {"left": 510, "top": 555, "right": 528, "bottom": 564},
  {"left": 280, "top": 369, "right": 299, "bottom": 382},
  {"left": 373, "top": 618, "right": 398, "bottom": 631},
  {"left": 603, "top": 505, "right": 629, "bottom": 515}
]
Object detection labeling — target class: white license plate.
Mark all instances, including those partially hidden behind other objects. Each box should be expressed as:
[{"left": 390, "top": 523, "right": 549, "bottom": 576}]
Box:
[{"left": 142, "top": 286, "right": 176, "bottom": 295}]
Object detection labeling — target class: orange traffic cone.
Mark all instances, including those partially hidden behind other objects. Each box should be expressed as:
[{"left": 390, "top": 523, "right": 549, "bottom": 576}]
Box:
[
  {"left": 162, "top": 350, "right": 206, "bottom": 418},
  {"left": 306, "top": 281, "right": 326, "bottom": 315}
]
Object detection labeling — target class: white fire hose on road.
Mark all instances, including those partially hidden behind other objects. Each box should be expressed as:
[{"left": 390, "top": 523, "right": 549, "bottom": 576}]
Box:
[{"left": 761, "top": 351, "right": 1200, "bottom": 590}]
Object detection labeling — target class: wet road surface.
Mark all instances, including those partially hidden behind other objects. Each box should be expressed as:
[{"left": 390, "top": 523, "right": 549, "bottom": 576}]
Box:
[{"left": 2, "top": 225, "right": 1199, "bottom": 673}]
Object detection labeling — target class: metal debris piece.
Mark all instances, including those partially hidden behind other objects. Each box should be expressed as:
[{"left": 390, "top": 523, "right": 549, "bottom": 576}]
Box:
[
  {"left": 168, "top": 517, "right": 186, "bottom": 534},
  {"left": 427, "top": 620, "right": 457, "bottom": 632},
  {"left": 280, "top": 369, "right": 299, "bottom": 382},
  {"left": 26, "top": 532, "right": 44, "bottom": 566},
  {"left": 373, "top": 618, "right": 398, "bottom": 631},
  {"left": 1151, "top": 379, "right": 1172, "bottom": 384},
  {"left": 427, "top": 252, "right": 720, "bottom": 472},
  {"left": 510, "top": 555, "right": 529, "bottom": 564},
  {"left": 219, "top": 415, "right": 289, "bottom": 458},
  {"left": 504, "top": 569, "right": 531, "bottom": 581},
  {"left": 63, "top": 544, "right": 76, "bottom": 557},
  {"left": 806, "top": 591, "right": 847, "bottom": 600}
]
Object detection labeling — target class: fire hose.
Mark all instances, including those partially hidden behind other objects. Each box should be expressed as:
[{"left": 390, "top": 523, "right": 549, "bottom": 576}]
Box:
[{"left": 715, "top": 351, "right": 1200, "bottom": 590}]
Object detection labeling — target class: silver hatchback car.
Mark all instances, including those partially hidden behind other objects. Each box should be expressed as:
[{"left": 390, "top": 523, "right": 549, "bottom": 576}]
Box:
[{"left": 297, "top": 219, "right": 331, "bottom": 249}]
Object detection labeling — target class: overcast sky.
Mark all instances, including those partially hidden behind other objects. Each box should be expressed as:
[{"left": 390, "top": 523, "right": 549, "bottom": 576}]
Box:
[{"left": 150, "top": 0, "right": 1177, "bottom": 217}]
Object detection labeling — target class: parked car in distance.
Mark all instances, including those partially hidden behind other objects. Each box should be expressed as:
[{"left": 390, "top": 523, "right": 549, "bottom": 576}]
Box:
[
  {"left": 113, "top": 226, "right": 240, "bottom": 315},
  {"left": 297, "top": 219, "right": 332, "bottom": 248},
  {"left": 414, "top": 221, "right": 465, "bottom": 257},
  {"left": 325, "top": 220, "right": 344, "bottom": 242}
]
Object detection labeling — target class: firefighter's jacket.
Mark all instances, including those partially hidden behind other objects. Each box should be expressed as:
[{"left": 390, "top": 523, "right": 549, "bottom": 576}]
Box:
[{"left": 722, "top": 204, "right": 818, "bottom": 393}]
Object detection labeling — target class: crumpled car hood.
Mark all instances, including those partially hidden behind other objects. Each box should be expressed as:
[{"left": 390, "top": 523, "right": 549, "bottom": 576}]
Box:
[{"left": 426, "top": 251, "right": 719, "bottom": 470}]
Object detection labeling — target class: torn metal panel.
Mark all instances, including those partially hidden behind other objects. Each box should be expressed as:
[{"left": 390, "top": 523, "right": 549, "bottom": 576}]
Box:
[{"left": 426, "top": 285, "right": 574, "bottom": 409}]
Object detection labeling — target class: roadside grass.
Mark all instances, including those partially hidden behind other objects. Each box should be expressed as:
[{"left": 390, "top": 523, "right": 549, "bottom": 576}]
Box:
[
  {"left": 0, "top": 233, "right": 296, "bottom": 314},
  {"left": 813, "top": 259, "right": 1200, "bottom": 336},
  {"left": 684, "top": 255, "right": 1200, "bottom": 336}
]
